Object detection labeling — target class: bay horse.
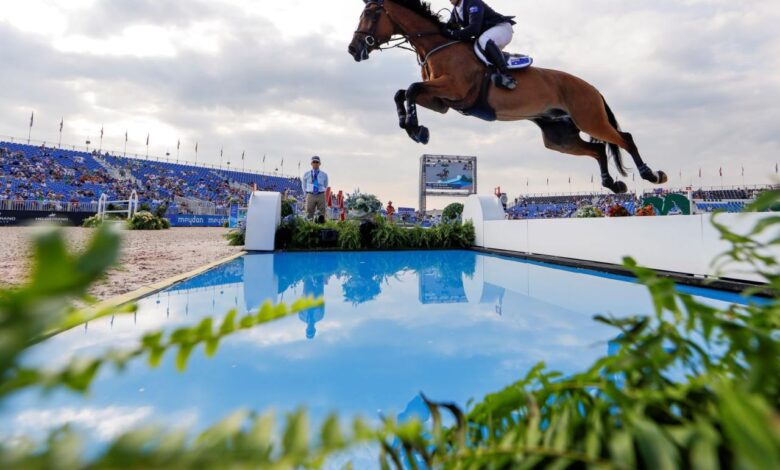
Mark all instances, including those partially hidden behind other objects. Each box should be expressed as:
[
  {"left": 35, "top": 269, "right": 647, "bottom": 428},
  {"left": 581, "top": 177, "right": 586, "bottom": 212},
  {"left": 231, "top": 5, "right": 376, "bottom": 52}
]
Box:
[{"left": 348, "top": 0, "right": 668, "bottom": 194}]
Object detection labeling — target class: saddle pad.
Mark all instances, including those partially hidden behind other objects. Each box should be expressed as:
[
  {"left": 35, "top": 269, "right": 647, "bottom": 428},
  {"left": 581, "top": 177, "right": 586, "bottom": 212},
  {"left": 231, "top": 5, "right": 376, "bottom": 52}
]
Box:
[
  {"left": 473, "top": 43, "right": 533, "bottom": 70},
  {"left": 505, "top": 53, "right": 533, "bottom": 70}
]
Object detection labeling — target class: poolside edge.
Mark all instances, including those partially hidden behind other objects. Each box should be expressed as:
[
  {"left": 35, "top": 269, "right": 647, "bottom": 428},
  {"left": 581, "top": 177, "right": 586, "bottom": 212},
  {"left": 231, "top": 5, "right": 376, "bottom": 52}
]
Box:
[{"left": 91, "top": 251, "right": 247, "bottom": 311}]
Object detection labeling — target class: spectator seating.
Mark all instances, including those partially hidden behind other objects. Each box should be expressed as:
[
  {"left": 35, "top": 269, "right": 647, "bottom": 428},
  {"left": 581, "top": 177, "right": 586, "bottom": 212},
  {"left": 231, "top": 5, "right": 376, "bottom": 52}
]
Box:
[{"left": 1, "top": 141, "right": 302, "bottom": 213}]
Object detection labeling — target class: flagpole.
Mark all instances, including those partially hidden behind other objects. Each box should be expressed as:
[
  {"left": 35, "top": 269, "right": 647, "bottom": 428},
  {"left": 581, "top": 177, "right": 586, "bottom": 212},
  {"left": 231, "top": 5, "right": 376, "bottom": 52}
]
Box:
[{"left": 28, "top": 112, "right": 33, "bottom": 144}]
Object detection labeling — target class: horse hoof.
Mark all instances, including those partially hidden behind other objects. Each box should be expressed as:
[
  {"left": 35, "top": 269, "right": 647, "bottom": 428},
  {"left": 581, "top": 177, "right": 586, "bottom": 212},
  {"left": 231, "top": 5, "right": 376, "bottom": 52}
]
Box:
[
  {"left": 613, "top": 181, "right": 628, "bottom": 194},
  {"left": 657, "top": 171, "right": 668, "bottom": 184},
  {"left": 398, "top": 119, "right": 406, "bottom": 130},
  {"left": 417, "top": 126, "right": 430, "bottom": 145}
]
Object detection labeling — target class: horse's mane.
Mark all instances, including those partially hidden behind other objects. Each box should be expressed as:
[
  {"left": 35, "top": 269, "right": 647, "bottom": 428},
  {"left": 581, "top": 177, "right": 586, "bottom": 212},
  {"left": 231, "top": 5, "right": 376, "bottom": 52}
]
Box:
[{"left": 388, "top": 0, "right": 444, "bottom": 26}]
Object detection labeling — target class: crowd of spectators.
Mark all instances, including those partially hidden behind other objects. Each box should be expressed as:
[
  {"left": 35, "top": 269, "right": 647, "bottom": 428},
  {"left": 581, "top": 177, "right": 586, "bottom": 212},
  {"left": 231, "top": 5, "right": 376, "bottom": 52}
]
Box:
[
  {"left": 507, "top": 193, "right": 641, "bottom": 219},
  {"left": 1, "top": 142, "right": 302, "bottom": 212}
]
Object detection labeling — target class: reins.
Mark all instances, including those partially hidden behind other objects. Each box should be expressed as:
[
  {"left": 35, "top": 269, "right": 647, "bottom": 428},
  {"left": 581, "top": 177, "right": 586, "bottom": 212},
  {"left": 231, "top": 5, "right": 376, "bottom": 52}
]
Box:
[{"left": 355, "top": 4, "right": 462, "bottom": 68}]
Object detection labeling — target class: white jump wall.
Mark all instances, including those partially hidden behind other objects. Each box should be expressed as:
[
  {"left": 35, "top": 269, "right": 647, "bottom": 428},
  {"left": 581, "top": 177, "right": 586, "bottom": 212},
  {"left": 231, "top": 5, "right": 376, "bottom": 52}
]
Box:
[{"left": 463, "top": 195, "right": 779, "bottom": 283}]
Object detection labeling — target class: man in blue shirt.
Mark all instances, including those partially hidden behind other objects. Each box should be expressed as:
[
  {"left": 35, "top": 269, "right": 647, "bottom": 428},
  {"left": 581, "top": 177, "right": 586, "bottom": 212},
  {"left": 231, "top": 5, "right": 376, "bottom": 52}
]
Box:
[{"left": 301, "top": 155, "right": 329, "bottom": 220}]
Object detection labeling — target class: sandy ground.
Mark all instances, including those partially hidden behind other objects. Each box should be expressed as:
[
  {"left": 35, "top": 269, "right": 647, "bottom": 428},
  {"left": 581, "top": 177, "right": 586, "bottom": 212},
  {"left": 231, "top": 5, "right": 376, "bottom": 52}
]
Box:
[{"left": 0, "top": 227, "right": 242, "bottom": 300}]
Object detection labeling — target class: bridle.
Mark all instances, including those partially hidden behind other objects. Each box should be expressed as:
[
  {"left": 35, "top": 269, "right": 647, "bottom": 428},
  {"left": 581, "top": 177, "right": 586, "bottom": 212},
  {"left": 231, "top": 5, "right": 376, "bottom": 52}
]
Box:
[
  {"left": 354, "top": 0, "right": 458, "bottom": 59},
  {"left": 353, "top": 1, "right": 386, "bottom": 49}
]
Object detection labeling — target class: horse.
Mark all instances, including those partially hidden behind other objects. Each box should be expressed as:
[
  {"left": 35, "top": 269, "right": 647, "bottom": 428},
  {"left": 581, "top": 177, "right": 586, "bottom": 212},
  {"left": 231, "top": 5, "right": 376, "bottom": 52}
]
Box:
[{"left": 347, "top": 0, "right": 668, "bottom": 194}]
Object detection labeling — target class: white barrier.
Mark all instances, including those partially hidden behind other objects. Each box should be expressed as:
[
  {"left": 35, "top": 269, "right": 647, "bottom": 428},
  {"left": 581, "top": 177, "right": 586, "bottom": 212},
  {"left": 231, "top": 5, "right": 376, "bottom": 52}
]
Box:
[
  {"left": 464, "top": 195, "right": 780, "bottom": 283},
  {"left": 245, "top": 191, "right": 281, "bottom": 251}
]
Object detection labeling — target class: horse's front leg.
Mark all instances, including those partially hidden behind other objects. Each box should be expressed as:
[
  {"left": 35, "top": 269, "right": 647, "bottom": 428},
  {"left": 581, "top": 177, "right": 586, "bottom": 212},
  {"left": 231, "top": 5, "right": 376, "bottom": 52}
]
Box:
[
  {"left": 403, "top": 78, "right": 454, "bottom": 145},
  {"left": 394, "top": 90, "right": 407, "bottom": 129}
]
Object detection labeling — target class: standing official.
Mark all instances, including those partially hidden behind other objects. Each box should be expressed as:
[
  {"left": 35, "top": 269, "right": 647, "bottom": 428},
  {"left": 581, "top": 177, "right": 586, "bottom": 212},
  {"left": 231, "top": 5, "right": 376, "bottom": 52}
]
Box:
[{"left": 302, "top": 155, "right": 329, "bottom": 220}]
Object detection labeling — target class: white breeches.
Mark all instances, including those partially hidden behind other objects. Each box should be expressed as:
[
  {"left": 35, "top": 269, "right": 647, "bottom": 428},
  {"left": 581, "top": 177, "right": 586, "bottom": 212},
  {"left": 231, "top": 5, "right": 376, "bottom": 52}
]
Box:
[{"left": 477, "top": 22, "right": 514, "bottom": 50}]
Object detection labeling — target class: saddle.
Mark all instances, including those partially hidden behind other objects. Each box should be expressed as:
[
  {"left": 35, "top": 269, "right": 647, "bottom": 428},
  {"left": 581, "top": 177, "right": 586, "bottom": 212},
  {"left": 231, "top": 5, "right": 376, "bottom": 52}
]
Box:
[{"left": 456, "top": 47, "right": 533, "bottom": 122}]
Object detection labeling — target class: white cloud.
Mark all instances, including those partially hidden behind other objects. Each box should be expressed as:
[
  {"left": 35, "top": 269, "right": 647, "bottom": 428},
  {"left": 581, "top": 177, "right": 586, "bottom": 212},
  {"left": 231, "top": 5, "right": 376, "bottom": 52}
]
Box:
[{"left": 0, "top": 0, "right": 779, "bottom": 207}]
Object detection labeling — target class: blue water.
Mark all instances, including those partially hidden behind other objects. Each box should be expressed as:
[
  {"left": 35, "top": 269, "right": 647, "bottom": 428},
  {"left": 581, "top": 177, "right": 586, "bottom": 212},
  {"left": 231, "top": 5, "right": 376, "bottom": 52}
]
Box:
[{"left": 1, "top": 250, "right": 751, "bottom": 458}]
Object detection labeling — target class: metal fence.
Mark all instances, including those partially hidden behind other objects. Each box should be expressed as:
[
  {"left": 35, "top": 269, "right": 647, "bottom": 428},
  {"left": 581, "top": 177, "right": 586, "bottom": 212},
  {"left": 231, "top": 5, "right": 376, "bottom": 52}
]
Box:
[{"left": 0, "top": 199, "right": 98, "bottom": 213}]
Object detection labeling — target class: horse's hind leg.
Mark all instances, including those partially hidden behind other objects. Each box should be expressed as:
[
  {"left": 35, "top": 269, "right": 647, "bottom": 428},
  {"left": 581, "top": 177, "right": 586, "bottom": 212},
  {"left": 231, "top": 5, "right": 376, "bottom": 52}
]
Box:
[
  {"left": 618, "top": 131, "right": 668, "bottom": 184},
  {"left": 535, "top": 118, "right": 627, "bottom": 194},
  {"left": 566, "top": 92, "right": 667, "bottom": 184}
]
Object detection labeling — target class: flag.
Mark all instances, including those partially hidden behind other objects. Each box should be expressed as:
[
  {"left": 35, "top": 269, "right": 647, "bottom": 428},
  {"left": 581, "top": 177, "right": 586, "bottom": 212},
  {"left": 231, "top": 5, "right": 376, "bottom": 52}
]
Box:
[
  {"left": 527, "top": 178, "right": 530, "bottom": 187},
  {"left": 59, "top": 118, "right": 63, "bottom": 132},
  {"left": 220, "top": 147, "right": 223, "bottom": 157},
  {"left": 125, "top": 130, "right": 128, "bottom": 142},
  {"left": 262, "top": 154, "right": 266, "bottom": 163},
  {"left": 568, "top": 176, "right": 571, "bottom": 184},
  {"left": 177, "top": 139, "right": 180, "bottom": 150},
  {"left": 698, "top": 168, "right": 701, "bottom": 178},
  {"left": 546, "top": 177, "right": 549, "bottom": 186},
  {"left": 776, "top": 163, "right": 778, "bottom": 174},
  {"left": 146, "top": 134, "right": 149, "bottom": 146},
  {"left": 281, "top": 158, "right": 284, "bottom": 166},
  {"left": 297, "top": 160, "right": 301, "bottom": 170},
  {"left": 741, "top": 165, "right": 744, "bottom": 177},
  {"left": 591, "top": 175, "right": 594, "bottom": 184},
  {"left": 29, "top": 112, "right": 34, "bottom": 127},
  {"left": 719, "top": 167, "right": 723, "bottom": 177},
  {"left": 100, "top": 126, "right": 104, "bottom": 138},
  {"left": 241, "top": 151, "right": 245, "bottom": 161},
  {"left": 195, "top": 142, "right": 198, "bottom": 152}
]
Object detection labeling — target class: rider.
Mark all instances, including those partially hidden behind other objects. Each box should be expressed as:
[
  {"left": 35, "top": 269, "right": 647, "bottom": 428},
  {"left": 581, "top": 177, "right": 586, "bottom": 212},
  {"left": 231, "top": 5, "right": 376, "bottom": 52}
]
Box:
[{"left": 443, "top": 0, "right": 518, "bottom": 90}]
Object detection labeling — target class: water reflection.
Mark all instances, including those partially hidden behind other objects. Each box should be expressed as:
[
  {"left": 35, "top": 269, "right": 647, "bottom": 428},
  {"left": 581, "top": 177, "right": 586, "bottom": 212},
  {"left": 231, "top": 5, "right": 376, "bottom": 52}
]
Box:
[{"left": 2, "top": 250, "right": 753, "bottom": 452}]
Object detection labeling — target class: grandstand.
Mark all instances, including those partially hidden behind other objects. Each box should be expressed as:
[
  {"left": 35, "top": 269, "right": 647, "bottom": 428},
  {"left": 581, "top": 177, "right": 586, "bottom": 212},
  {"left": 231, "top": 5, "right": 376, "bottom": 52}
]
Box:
[
  {"left": 0, "top": 141, "right": 302, "bottom": 216},
  {"left": 508, "top": 186, "right": 777, "bottom": 219}
]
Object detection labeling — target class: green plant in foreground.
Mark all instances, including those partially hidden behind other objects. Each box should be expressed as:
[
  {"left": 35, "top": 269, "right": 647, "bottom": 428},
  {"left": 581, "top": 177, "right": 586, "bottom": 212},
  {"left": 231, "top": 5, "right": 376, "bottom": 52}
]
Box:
[{"left": 1, "top": 192, "right": 779, "bottom": 468}]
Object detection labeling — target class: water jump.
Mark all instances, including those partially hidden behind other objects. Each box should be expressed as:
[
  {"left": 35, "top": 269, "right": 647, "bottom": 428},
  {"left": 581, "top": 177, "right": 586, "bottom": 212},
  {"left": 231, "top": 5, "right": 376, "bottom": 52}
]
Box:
[{"left": 348, "top": 0, "right": 668, "bottom": 194}]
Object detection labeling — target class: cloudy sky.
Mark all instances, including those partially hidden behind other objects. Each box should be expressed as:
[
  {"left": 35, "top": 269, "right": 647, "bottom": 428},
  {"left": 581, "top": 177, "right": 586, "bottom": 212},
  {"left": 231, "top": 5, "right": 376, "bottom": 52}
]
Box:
[{"left": 1, "top": 0, "right": 778, "bottom": 207}]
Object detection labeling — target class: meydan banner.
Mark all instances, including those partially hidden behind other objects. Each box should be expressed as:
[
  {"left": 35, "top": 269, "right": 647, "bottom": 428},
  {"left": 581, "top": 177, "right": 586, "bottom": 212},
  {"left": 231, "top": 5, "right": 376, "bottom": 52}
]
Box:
[{"left": 169, "top": 214, "right": 228, "bottom": 227}]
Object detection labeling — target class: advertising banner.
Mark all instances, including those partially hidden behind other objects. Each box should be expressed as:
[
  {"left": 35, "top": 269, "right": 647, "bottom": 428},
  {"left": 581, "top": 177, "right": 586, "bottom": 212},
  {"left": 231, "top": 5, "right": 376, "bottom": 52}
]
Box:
[
  {"left": 169, "top": 214, "right": 229, "bottom": 227},
  {"left": 0, "top": 210, "right": 94, "bottom": 226}
]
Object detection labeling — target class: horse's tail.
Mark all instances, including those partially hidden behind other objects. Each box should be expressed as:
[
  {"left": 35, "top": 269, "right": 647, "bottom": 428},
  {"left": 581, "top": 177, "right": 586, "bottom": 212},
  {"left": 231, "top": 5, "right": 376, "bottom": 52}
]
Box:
[{"left": 591, "top": 96, "right": 628, "bottom": 177}]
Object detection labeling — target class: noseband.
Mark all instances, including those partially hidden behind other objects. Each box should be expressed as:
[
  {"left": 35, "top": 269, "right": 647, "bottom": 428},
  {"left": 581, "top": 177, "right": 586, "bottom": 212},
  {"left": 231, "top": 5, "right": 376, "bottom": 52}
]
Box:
[{"left": 354, "top": 2, "right": 385, "bottom": 48}]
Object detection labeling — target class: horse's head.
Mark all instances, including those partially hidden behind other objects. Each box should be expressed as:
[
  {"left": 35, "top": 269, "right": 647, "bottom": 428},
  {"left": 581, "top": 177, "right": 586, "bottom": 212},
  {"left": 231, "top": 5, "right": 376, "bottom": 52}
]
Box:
[{"left": 349, "top": 0, "right": 396, "bottom": 62}]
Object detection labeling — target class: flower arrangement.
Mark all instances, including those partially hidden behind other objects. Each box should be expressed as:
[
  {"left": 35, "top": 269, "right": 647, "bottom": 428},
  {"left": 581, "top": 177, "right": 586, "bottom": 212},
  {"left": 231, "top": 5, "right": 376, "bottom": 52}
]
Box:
[
  {"left": 574, "top": 205, "right": 604, "bottom": 218},
  {"left": 635, "top": 204, "right": 657, "bottom": 217},
  {"left": 345, "top": 191, "right": 382, "bottom": 219},
  {"left": 607, "top": 204, "right": 630, "bottom": 217}
]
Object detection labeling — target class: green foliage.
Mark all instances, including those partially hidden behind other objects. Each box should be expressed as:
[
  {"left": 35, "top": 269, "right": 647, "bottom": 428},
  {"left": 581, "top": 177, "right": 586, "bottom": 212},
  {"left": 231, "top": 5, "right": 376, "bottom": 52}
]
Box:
[
  {"left": 224, "top": 226, "right": 245, "bottom": 246},
  {"left": 139, "top": 202, "right": 152, "bottom": 212},
  {"left": 337, "top": 220, "right": 362, "bottom": 250},
  {"left": 81, "top": 215, "right": 103, "bottom": 228},
  {"left": 154, "top": 204, "right": 168, "bottom": 219},
  {"left": 281, "top": 198, "right": 297, "bottom": 218},
  {"left": 442, "top": 202, "right": 464, "bottom": 222},
  {"left": 371, "top": 217, "right": 407, "bottom": 249},
  {"left": 127, "top": 211, "right": 170, "bottom": 230}
]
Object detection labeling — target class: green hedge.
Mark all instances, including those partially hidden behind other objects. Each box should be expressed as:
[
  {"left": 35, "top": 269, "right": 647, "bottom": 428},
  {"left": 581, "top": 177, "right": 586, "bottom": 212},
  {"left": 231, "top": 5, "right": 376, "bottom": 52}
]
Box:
[{"left": 273, "top": 216, "right": 475, "bottom": 251}]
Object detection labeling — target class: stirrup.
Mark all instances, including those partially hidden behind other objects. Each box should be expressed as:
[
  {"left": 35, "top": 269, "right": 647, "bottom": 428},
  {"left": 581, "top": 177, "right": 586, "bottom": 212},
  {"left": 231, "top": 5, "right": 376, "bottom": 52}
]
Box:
[{"left": 492, "top": 73, "right": 517, "bottom": 90}]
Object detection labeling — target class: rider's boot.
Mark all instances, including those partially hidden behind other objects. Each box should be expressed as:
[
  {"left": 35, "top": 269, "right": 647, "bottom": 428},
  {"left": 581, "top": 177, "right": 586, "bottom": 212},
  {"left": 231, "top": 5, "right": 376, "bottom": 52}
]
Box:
[{"left": 484, "top": 40, "right": 517, "bottom": 90}]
